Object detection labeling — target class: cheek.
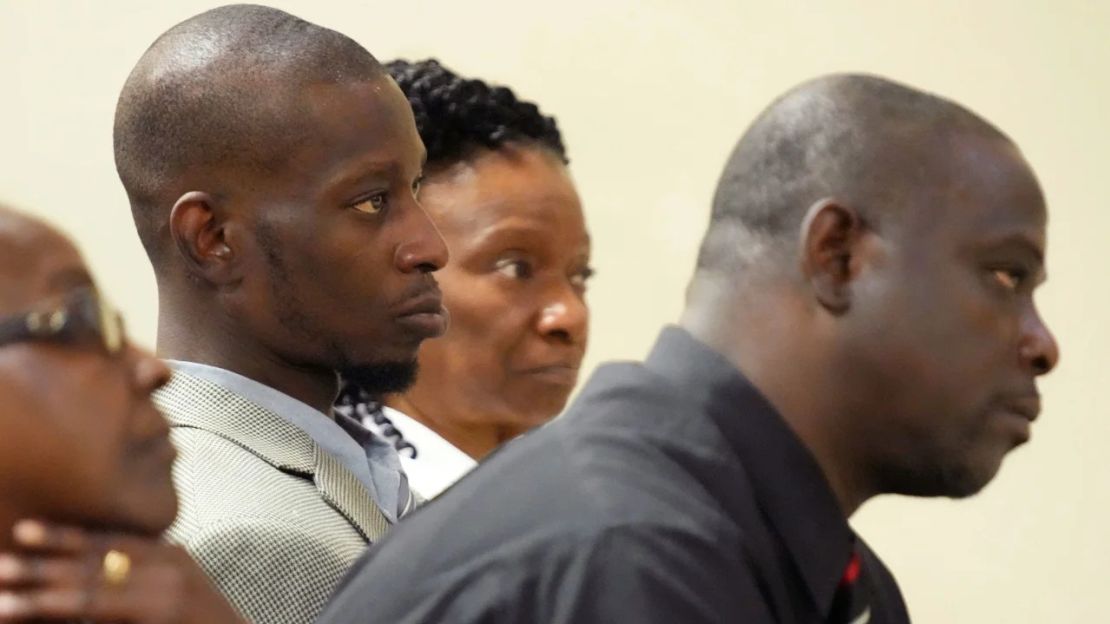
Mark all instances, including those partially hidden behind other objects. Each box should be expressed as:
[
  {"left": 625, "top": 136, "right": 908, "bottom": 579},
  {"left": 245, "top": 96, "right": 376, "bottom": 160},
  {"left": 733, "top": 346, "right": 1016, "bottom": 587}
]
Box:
[
  {"left": 414, "top": 276, "right": 539, "bottom": 414},
  {"left": 6, "top": 391, "right": 126, "bottom": 516},
  {"left": 869, "top": 282, "right": 1018, "bottom": 450},
  {"left": 916, "top": 281, "right": 1013, "bottom": 388},
  {"left": 51, "top": 381, "right": 131, "bottom": 480},
  {"left": 847, "top": 277, "right": 964, "bottom": 407},
  {"left": 439, "top": 272, "right": 531, "bottom": 356},
  {"left": 268, "top": 219, "right": 395, "bottom": 321},
  {"left": 0, "top": 351, "right": 142, "bottom": 518}
]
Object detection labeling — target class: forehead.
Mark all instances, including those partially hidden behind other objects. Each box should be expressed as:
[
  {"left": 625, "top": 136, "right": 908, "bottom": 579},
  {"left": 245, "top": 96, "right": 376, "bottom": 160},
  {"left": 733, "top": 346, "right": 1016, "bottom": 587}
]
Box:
[
  {"left": 283, "top": 77, "right": 424, "bottom": 191},
  {"left": 0, "top": 216, "right": 90, "bottom": 313},
  {"left": 422, "top": 147, "right": 585, "bottom": 238},
  {"left": 904, "top": 134, "right": 1046, "bottom": 250}
]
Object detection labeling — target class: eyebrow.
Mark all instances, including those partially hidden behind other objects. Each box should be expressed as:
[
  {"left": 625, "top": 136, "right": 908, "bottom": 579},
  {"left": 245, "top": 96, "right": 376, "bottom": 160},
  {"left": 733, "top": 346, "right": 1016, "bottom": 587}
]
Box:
[
  {"left": 326, "top": 160, "right": 398, "bottom": 192},
  {"left": 462, "top": 224, "right": 592, "bottom": 265},
  {"left": 980, "top": 233, "right": 1049, "bottom": 285},
  {"left": 990, "top": 233, "right": 1045, "bottom": 265},
  {"left": 328, "top": 150, "right": 428, "bottom": 193}
]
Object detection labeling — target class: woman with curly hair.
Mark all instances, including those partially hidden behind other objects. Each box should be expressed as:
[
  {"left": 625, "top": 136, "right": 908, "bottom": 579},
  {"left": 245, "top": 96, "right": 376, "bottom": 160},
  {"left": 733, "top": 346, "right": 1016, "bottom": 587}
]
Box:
[{"left": 340, "top": 59, "right": 592, "bottom": 498}]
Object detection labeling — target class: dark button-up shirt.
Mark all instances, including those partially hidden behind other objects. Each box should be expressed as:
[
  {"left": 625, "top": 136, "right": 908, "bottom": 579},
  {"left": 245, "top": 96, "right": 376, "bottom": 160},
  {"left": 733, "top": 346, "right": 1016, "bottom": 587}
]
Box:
[{"left": 320, "top": 327, "right": 911, "bottom": 623}]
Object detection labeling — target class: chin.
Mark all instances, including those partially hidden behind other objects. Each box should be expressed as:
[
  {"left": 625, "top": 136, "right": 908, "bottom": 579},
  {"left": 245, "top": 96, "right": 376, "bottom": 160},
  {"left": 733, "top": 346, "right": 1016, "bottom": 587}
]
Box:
[
  {"left": 497, "top": 418, "right": 548, "bottom": 442},
  {"left": 517, "top": 394, "right": 571, "bottom": 424},
  {"left": 118, "top": 488, "right": 179, "bottom": 536},
  {"left": 881, "top": 456, "right": 1003, "bottom": 500},
  {"left": 341, "top": 359, "right": 419, "bottom": 397}
]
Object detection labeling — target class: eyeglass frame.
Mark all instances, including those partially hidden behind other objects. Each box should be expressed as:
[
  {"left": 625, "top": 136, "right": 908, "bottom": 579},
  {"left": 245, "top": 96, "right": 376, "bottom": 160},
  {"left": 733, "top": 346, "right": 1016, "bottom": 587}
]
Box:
[{"left": 0, "top": 287, "right": 124, "bottom": 355}]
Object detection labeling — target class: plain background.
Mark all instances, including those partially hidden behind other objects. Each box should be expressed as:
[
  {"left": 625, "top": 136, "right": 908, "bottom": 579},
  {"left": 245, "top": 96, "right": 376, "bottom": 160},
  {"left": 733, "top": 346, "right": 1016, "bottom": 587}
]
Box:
[{"left": 2, "top": 1, "right": 1107, "bottom": 621}]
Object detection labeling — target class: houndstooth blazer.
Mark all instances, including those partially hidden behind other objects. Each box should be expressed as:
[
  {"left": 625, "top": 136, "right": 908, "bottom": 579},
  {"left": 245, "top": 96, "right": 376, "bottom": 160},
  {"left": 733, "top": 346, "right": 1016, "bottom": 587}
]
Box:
[{"left": 157, "top": 371, "right": 392, "bottom": 624}]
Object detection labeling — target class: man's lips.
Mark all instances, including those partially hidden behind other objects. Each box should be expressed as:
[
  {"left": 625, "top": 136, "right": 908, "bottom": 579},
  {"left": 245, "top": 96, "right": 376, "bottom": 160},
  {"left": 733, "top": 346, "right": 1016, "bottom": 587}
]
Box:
[
  {"left": 393, "top": 288, "right": 444, "bottom": 317},
  {"left": 1001, "top": 394, "right": 1041, "bottom": 423},
  {"left": 992, "top": 393, "right": 1041, "bottom": 444},
  {"left": 394, "top": 288, "right": 448, "bottom": 338}
]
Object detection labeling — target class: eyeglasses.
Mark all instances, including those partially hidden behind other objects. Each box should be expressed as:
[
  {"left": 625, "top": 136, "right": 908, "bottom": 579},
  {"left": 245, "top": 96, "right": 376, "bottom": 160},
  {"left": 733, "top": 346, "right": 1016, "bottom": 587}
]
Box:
[{"left": 0, "top": 287, "right": 125, "bottom": 355}]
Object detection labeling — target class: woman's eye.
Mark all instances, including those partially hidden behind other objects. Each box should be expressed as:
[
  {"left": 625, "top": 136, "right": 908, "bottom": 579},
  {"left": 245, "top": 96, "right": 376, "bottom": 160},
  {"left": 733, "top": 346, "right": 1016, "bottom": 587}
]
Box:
[
  {"left": 992, "top": 267, "right": 1027, "bottom": 291},
  {"left": 412, "top": 176, "right": 424, "bottom": 195},
  {"left": 496, "top": 259, "right": 533, "bottom": 280},
  {"left": 351, "top": 193, "right": 387, "bottom": 214}
]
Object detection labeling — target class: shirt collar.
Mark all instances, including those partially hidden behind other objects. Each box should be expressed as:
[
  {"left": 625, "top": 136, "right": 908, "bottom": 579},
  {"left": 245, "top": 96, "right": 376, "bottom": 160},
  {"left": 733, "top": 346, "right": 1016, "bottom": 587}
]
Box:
[
  {"left": 165, "top": 360, "right": 405, "bottom": 523},
  {"left": 644, "top": 326, "right": 855, "bottom": 617},
  {"left": 378, "top": 407, "right": 477, "bottom": 499}
]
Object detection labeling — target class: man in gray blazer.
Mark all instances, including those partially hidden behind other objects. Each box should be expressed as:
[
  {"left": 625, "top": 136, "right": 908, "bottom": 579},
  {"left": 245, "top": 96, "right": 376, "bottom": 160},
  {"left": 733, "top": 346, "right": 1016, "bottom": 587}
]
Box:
[{"left": 114, "top": 5, "right": 447, "bottom": 622}]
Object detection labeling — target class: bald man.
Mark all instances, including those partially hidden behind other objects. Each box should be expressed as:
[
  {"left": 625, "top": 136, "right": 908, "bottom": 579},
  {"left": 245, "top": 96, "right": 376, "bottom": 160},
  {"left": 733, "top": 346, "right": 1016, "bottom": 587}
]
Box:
[
  {"left": 114, "top": 5, "right": 446, "bottom": 623},
  {"left": 318, "top": 75, "right": 1059, "bottom": 623}
]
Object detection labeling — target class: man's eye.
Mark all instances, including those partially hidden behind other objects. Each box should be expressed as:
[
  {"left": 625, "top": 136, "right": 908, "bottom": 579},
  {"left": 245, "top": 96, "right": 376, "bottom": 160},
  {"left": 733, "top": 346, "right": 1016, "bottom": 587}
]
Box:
[
  {"left": 992, "top": 268, "right": 1027, "bottom": 291},
  {"left": 495, "top": 259, "right": 533, "bottom": 280},
  {"left": 412, "top": 175, "right": 424, "bottom": 195},
  {"left": 569, "top": 267, "right": 595, "bottom": 290},
  {"left": 351, "top": 193, "right": 387, "bottom": 214}
]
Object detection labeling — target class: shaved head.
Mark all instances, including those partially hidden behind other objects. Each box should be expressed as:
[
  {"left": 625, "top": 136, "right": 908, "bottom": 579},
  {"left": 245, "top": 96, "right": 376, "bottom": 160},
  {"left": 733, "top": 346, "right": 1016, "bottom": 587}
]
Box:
[
  {"left": 113, "top": 3, "right": 385, "bottom": 263},
  {"left": 696, "top": 74, "right": 1011, "bottom": 277},
  {"left": 683, "top": 74, "right": 1056, "bottom": 508}
]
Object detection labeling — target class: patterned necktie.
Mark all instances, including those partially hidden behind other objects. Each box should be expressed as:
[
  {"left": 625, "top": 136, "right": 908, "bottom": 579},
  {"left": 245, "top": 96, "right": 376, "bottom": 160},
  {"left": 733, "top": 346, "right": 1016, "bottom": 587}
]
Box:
[{"left": 829, "top": 548, "right": 870, "bottom": 624}]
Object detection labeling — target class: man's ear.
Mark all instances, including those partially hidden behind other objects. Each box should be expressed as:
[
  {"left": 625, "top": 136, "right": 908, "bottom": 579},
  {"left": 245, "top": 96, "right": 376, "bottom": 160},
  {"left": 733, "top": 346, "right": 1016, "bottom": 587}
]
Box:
[
  {"left": 169, "top": 192, "right": 240, "bottom": 285},
  {"left": 798, "top": 198, "right": 868, "bottom": 314}
]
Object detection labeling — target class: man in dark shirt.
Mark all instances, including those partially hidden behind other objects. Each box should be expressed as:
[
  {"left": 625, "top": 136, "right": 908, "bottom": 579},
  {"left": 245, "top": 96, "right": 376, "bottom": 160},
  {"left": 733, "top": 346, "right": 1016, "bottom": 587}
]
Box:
[{"left": 319, "top": 74, "right": 1059, "bottom": 623}]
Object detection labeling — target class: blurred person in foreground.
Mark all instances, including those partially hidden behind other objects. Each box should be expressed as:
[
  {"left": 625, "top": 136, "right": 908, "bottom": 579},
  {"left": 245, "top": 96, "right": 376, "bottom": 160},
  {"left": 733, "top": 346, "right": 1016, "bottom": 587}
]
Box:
[
  {"left": 319, "top": 74, "right": 1059, "bottom": 623},
  {"left": 339, "top": 59, "right": 592, "bottom": 497},
  {"left": 0, "top": 204, "right": 243, "bottom": 624}
]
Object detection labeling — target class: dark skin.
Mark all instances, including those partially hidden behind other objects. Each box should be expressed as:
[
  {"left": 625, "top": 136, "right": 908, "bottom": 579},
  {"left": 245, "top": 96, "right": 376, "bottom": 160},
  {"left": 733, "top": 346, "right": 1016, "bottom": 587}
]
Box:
[
  {"left": 0, "top": 212, "right": 243, "bottom": 623},
  {"left": 0, "top": 73, "right": 447, "bottom": 624},
  {"left": 386, "top": 145, "right": 591, "bottom": 459},
  {"left": 683, "top": 132, "right": 1058, "bottom": 516},
  {"left": 0, "top": 216, "right": 174, "bottom": 545},
  {"left": 0, "top": 520, "right": 243, "bottom": 623},
  {"left": 158, "top": 76, "right": 448, "bottom": 413}
]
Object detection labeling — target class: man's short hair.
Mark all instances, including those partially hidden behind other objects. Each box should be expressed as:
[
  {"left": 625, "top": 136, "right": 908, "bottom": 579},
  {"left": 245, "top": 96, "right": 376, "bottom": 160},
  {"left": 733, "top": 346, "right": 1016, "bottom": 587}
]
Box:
[
  {"left": 697, "top": 74, "right": 1011, "bottom": 275},
  {"left": 113, "top": 4, "right": 384, "bottom": 262}
]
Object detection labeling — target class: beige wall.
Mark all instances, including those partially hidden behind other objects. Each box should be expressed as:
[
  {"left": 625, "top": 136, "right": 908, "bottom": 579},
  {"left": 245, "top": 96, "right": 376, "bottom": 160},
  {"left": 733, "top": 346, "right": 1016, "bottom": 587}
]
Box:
[{"left": 2, "top": 1, "right": 1107, "bottom": 621}]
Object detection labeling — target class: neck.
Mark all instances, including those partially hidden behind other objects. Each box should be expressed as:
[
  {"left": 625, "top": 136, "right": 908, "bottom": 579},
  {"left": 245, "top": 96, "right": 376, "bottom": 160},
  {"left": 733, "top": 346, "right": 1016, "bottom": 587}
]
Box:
[
  {"left": 681, "top": 281, "right": 875, "bottom": 517},
  {"left": 156, "top": 293, "right": 338, "bottom": 414},
  {"left": 386, "top": 394, "right": 502, "bottom": 460}
]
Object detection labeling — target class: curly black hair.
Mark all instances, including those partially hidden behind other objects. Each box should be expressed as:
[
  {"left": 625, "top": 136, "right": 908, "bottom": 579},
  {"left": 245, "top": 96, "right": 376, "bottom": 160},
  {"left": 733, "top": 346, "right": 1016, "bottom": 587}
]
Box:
[{"left": 386, "top": 58, "right": 568, "bottom": 167}]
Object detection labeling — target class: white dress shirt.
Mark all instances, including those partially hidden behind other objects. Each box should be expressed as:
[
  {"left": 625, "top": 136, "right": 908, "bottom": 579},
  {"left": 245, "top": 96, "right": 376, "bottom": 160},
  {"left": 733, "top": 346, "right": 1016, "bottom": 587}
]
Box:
[{"left": 367, "top": 407, "right": 478, "bottom": 499}]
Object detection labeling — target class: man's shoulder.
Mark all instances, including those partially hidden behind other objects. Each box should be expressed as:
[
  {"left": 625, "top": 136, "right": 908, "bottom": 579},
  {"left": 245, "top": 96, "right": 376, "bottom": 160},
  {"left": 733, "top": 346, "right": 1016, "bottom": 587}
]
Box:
[
  {"left": 558, "top": 360, "right": 743, "bottom": 510},
  {"left": 396, "top": 357, "right": 743, "bottom": 533},
  {"left": 356, "top": 358, "right": 747, "bottom": 575},
  {"left": 168, "top": 427, "right": 364, "bottom": 547},
  {"left": 167, "top": 428, "right": 367, "bottom": 622},
  {"left": 561, "top": 359, "right": 720, "bottom": 442},
  {"left": 168, "top": 426, "right": 312, "bottom": 497},
  {"left": 327, "top": 511, "right": 748, "bottom": 624},
  {"left": 173, "top": 511, "right": 365, "bottom": 624}
]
